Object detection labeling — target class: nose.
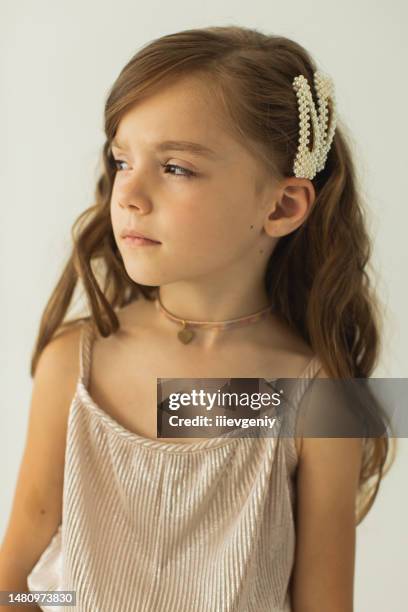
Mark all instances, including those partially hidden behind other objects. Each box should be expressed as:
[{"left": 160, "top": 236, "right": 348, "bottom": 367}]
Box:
[
  {"left": 115, "top": 160, "right": 154, "bottom": 213},
  {"left": 118, "top": 197, "right": 152, "bottom": 214}
]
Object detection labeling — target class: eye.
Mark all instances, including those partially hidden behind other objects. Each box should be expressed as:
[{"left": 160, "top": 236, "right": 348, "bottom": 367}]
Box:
[
  {"left": 160, "top": 163, "right": 196, "bottom": 179},
  {"left": 112, "top": 158, "right": 129, "bottom": 172},
  {"left": 111, "top": 157, "right": 196, "bottom": 179}
]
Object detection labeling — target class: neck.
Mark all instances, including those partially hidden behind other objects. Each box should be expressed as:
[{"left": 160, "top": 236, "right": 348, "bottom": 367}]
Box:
[{"left": 154, "top": 284, "right": 273, "bottom": 350}]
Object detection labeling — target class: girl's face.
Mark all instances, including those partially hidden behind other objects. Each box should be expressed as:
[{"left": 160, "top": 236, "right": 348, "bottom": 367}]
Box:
[{"left": 110, "top": 75, "right": 277, "bottom": 289}]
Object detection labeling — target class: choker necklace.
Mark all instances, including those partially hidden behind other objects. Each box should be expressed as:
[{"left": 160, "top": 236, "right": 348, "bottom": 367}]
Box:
[{"left": 155, "top": 291, "right": 274, "bottom": 344}]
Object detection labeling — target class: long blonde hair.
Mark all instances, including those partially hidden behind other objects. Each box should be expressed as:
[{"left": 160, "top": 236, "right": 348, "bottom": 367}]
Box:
[{"left": 30, "top": 25, "right": 395, "bottom": 524}]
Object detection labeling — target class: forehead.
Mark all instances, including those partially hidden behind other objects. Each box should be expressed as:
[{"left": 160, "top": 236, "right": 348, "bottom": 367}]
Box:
[{"left": 113, "top": 77, "right": 238, "bottom": 161}]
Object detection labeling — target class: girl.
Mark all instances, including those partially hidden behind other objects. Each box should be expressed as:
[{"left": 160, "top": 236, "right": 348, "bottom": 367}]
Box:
[{"left": 0, "top": 25, "right": 394, "bottom": 611}]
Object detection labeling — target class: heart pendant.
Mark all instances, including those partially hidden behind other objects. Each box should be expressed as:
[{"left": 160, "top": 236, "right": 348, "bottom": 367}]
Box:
[{"left": 178, "top": 328, "right": 194, "bottom": 344}]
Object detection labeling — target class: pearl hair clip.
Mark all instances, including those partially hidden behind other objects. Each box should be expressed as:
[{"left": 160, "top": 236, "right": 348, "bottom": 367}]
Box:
[{"left": 292, "top": 70, "right": 337, "bottom": 180}]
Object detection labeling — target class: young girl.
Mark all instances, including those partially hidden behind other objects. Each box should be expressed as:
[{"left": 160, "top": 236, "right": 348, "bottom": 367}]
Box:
[{"left": 0, "top": 25, "right": 394, "bottom": 611}]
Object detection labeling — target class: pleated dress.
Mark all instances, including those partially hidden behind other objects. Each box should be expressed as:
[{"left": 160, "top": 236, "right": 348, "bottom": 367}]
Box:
[{"left": 27, "top": 318, "right": 322, "bottom": 611}]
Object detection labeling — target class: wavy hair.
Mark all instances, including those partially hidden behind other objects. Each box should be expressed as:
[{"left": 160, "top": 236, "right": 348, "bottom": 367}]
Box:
[{"left": 30, "top": 25, "right": 395, "bottom": 524}]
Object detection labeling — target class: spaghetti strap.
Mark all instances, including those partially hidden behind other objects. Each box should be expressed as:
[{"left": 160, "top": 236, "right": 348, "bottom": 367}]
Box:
[
  {"left": 276, "top": 354, "right": 324, "bottom": 470},
  {"left": 79, "top": 319, "right": 95, "bottom": 388},
  {"left": 283, "top": 354, "right": 323, "bottom": 418},
  {"left": 297, "top": 354, "right": 322, "bottom": 380}
]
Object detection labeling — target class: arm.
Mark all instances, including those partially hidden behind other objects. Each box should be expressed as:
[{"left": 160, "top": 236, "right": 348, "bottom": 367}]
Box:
[
  {"left": 0, "top": 324, "right": 82, "bottom": 607},
  {"left": 290, "top": 370, "right": 363, "bottom": 612}
]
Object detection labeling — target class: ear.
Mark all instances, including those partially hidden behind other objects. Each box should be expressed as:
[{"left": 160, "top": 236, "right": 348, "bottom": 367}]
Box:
[{"left": 263, "top": 178, "right": 316, "bottom": 238}]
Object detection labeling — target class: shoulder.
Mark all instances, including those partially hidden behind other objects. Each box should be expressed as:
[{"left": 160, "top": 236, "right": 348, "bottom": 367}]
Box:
[
  {"left": 30, "top": 319, "right": 87, "bottom": 442},
  {"left": 290, "top": 367, "right": 363, "bottom": 609},
  {"left": 32, "top": 318, "right": 100, "bottom": 409},
  {"left": 0, "top": 321, "right": 86, "bottom": 575},
  {"left": 293, "top": 364, "right": 365, "bottom": 460},
  {"left": 36, "top": 319, "right": 86, "bottom": 378},
  {"left": 296, "top": 365, "right": 364, "bottom": 485},
  {"left": 88, "top": 298, "right": 158, "bottom": 370},
  {"left": 29, "top": 319, "right": 87, "bottom": 493}
]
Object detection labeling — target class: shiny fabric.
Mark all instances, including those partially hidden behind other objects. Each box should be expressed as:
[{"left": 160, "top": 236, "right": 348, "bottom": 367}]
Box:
[{"left": 27, "top": 320, "right": 322, "bottom": 611}]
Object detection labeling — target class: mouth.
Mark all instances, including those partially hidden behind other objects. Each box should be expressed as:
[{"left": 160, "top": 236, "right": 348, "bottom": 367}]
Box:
[
  {"left": 122, "top": 235, "right": 161, "bottom": 247},
  {"left": 120, "top": 229, "right": 161, "bottom": 244}
]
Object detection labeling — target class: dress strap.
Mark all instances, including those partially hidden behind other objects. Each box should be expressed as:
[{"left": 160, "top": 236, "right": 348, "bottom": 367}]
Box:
[
  {"left": 79, "top": 319, "right": 96, "bottom": 388},
  {"left": 288, "top": 354, "right": 322, "bottom": 406},
  {"left": 278, "top": 354, "right": 323, "bottom": 470},
  {"left": 297, "top": 354, "right": 322, "bottom": 380}
]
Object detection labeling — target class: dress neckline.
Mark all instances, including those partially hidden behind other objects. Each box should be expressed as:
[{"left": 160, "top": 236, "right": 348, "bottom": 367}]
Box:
[
  {"left": 75, "top": 376, "right": 242, "bottom": 454},
  {"left": 76, "top": 319, "right": 320, "bottom": 454}
]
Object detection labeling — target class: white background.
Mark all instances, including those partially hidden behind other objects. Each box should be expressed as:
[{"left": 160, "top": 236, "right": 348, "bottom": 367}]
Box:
[{"left": 1, "top": 1, "right": 407, "bottom": 609}]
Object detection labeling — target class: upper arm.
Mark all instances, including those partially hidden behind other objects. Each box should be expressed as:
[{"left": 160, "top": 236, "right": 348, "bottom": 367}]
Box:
[
  {"left": 0, "top": 324, "right": 82, "bottom": 579},
  {"left": 290, "top": 369, "right": 364, "bottom": 612}
]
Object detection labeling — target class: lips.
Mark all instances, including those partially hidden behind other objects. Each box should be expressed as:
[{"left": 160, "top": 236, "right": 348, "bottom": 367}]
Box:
[{"left": 120, "top": 228, "right": 161, "bottom": 243}]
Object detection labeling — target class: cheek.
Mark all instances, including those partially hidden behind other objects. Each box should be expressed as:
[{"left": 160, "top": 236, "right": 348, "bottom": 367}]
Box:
[
  {"left": 109, "top": 199, "right": 128, "bottom": 251},
  {"left": 110, "top": 201, "right": 120, "bottom": 236},
  {"left": 170, "top": 197, "right": 253, "bottom": 253},
  {"left": 170, "top": 206, "right": 224, "bottom": 247}
]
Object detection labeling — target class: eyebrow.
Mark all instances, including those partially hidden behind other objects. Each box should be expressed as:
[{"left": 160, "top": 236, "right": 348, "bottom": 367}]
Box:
[{"left": 110, "top": 138, "right": 220, "bottom": 160}]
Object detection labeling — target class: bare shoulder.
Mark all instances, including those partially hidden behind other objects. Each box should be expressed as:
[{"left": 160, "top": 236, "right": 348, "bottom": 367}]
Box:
[
  {"left": 291, "top": 366, "right": 363, "bottom": 611},
  {"left": 293, "top": 364, "right": 328, "bottom": 458},
  {"left": 32, "top": 319, "right": 86, "bottom": 396},
  {"left": 28, "top": 319, "right": 85, "bottom": 424},
  {"left": 89, "top": 297, "right": 157, "bottom": 360},
  {"left": 297, "top": 363, "right": 364, "bottom": 476},
  {"left": 296, "top": 366, "right": 364, "bottom": 460},
  {"left": 0, "top": 320, "right": 84, "bottom": 579},
  {"left": 45, "top": 320, "right": 85, "bottom": 370},
  {"left": 263, "top": 309, "right": 314, "bottom": 356}
]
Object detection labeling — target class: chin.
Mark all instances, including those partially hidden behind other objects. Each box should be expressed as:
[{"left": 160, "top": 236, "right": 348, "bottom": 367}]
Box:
[{"left": 122, "top": 263, "right": 164, "bottom": 287}]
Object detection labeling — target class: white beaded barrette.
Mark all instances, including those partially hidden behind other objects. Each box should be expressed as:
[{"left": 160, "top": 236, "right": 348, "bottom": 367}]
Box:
[{"left": 292, "top": 70, "right": 337, "bottom": 180}]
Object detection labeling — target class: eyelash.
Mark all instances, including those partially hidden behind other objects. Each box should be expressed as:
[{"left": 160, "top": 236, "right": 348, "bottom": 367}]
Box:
[{"left": 112, "top": 158, "right": 196, "bottom": 179}]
